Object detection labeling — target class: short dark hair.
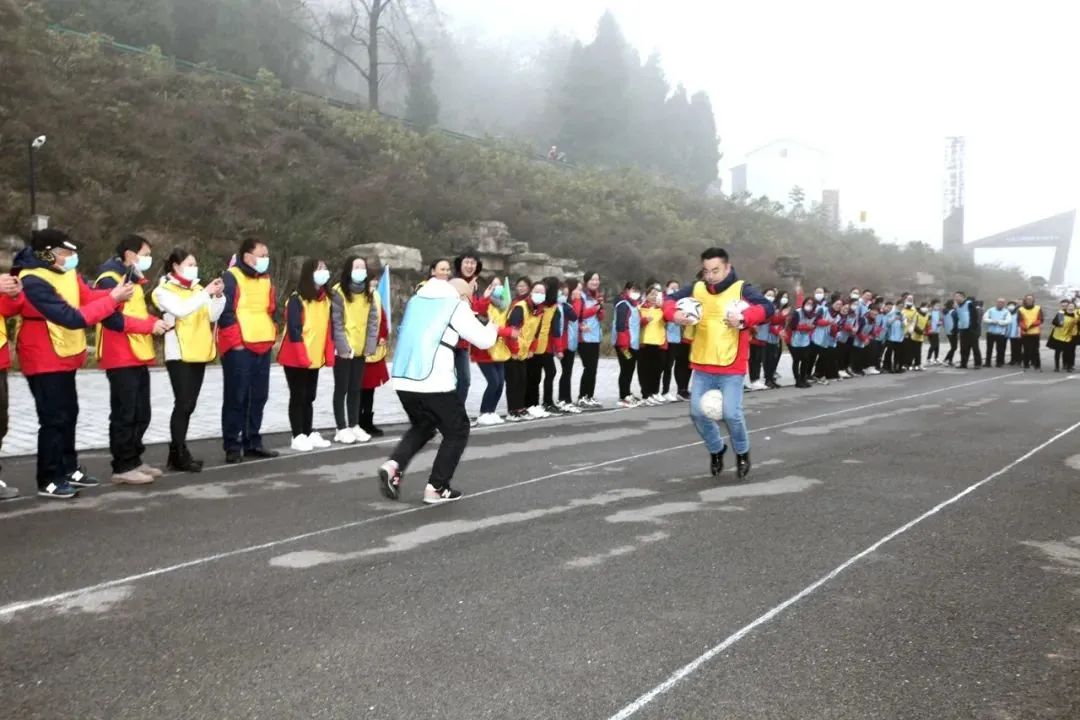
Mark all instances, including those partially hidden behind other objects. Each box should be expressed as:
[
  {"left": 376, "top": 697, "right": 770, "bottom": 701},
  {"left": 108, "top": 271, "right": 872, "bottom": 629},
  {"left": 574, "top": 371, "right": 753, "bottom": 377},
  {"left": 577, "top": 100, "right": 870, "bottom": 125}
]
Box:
[
  {"left": 623, "top": 280, "right": 641, "bottom": 292},
  {"left": 701, "top": 247, "right": 729, "bottom": 262},
  {"left": 429, "top": 258, "right": 451, "bottom": 276},
  {"left": 115, "top": 233, "right": 150, "bottom": 259},
  {"left": 542, "top": 276, "right": 560, "bottom": 304},
  {"left": 954, "top": 290, "right": 966, "bottom": 297},
  {"left": 238, "top": 237, "right": 267, "bottom": 259}
]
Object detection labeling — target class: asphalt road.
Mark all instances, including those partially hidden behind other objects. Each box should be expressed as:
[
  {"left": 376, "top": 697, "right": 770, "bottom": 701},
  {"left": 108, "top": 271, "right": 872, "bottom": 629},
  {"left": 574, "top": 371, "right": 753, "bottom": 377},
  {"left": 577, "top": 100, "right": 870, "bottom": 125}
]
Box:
[{"left": 1, "top": 364, "right": 1078, "bottom": 720}]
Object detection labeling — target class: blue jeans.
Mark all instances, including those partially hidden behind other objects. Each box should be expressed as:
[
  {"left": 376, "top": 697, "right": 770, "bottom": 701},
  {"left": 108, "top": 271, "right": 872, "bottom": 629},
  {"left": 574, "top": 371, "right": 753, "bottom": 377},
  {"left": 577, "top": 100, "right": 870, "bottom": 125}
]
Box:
[
  {"left": 690, "top": 371, "right": 750, "bottom": 455},
  {"left": 221, "top": 348, "right": 271, "bottom": 453},
  {"left": 478, "top": 362, "right": 506, "bottom": 414},
  {"left": 454, "top": 347, "right": 472, "bottom": 404}
]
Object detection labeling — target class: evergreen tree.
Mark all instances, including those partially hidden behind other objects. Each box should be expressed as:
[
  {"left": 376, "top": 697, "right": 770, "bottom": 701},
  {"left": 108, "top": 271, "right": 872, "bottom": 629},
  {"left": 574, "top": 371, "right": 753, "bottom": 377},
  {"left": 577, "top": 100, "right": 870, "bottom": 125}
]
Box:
[
  {"left": 405, "top": 43, "right": 440, "bottom": 131},
  {"left": 685, "top": 91, "right": 720, "bottom": 189},
  {"left": 626, "top": 52, "right": 671, "bottom": 172}
]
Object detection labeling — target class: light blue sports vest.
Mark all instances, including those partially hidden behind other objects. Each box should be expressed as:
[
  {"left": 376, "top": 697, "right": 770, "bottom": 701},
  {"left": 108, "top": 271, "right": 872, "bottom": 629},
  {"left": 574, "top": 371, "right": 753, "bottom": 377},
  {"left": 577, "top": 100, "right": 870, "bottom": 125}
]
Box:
[
  {"left": 791, "top": 310, "right": 812, "bottom": 348},
  {"left": 561, "top": 303, "right": 580, "bottom": 352},
  {"left": 580, "top": 294, "right": 601, "bottom": 343},
  {"left": 391, "top": 296, "right": 460, "bottom": 381},
  {"left": 811, "top": 308, "right": 832, "bottom": 347},
  {"left": 613, "top": 300, "right": 641, "bottom": 351},
  {"left": 985, "top": 307, "right": 1010, "bottom": 336}
]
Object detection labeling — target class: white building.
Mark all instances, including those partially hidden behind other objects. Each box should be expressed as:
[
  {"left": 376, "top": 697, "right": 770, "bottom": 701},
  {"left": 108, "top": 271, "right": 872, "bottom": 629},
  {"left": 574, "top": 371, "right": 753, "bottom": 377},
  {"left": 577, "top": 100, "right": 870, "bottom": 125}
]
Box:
[{"left": 730, "top": 139, "right": 829, "bottom": 213}]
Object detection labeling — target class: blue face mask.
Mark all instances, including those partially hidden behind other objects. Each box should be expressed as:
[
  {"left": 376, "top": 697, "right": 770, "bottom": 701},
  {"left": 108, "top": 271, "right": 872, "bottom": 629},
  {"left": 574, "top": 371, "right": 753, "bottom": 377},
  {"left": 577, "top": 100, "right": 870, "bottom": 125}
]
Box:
[
  {"left": 313, "top": 269, "right": 331, "bottom": 287},
  {"left": 136, "top": 255, "right": 153, "bottom": 274},
  {"left": 351, "top": 269, "right": 367, "bottom": 285},
  {"left": 557, "top": 293, "right": 567, "bottom": 304},
  {"left": 253, "top": 257, "right": 270, "bottom": 274},
  {"left": 62, "top": 253, "right": 79, "bottom": 272}
]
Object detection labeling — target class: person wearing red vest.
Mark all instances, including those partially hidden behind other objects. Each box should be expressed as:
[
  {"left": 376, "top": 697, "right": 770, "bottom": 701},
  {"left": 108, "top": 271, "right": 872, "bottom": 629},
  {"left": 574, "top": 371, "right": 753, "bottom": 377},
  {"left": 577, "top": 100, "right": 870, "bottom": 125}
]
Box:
[
  {"left": 0, "top": 273, "right": 24, "bottom": 500},
  {"left": 664, "top": 247, "right": 773, "bottom": 481},
  {"left": 94, "top": 235, "right": 171, "bottom": 485},
  {"left": 218, "top": 237, "right": 279, "bottom": 464},
  {"left": 278, "top": 258, "right": 336, "bottom": 452},
  {"left": 15, "top": 229, "right": 133, "bottom": 499}
]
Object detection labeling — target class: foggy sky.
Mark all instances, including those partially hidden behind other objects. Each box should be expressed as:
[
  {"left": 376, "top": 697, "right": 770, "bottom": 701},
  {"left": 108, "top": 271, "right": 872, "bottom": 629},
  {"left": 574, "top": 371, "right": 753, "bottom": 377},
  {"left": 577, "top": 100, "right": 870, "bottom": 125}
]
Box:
[{"left": 438, "top": 0, "right": 1080, "bottom": 283}]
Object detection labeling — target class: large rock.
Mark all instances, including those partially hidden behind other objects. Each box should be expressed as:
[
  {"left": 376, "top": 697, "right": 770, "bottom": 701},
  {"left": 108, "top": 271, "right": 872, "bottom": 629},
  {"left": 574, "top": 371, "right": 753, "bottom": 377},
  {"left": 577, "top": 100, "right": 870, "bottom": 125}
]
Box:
[
  {"left": 344, "top": 243, "right": 424, "bottom": 273},
  {"left": 442, "top": 221, "right": 580, "bottom": 279}
]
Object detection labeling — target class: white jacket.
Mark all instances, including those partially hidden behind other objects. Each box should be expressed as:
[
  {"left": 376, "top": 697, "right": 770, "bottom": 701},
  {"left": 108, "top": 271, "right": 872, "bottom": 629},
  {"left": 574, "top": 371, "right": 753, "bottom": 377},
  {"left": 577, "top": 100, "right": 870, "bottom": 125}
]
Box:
[
  {"left": 392, "top": 278, "right": 496, "bottom": 394},
  {"left": 151, "top": 276, "right": 227, "bottom": 362}
]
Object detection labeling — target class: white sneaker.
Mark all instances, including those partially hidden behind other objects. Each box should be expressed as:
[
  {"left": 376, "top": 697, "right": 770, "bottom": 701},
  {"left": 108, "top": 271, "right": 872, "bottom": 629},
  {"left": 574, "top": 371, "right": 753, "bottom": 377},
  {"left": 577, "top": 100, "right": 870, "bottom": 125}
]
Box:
[
  {"left": 913, "top": 366, "right": 924, "bottom": 372},
  {"left": 334, "top": 428, "right": 356, "bottom": 444},
  {"left": 562, "top": 403, "right": 583, "bottom": 414},
  {"left": 749, "top": 380, "right": 768, "bottom": 391},
  {"left": 290, "top": 434, "right": 314, "bottom": 452},
  {"left": 866, "top": 368, "right": 881, "bottom": 375},
  {"left": 528, "top": 405, "right": 549, "bottom": 419},
  {"left": 743, "top": 380, "right": 752, "bottom": 390},
  {"left": 839, "top": 370, "right": 852, "bottom": 379},
  {"left": 644, "top": 396, "right": 659, "bottom": 406},
  {"left": 666, "top": 392, "right": 680, "bottom": 403},
  {"left": 307, "top": 432, "right": 331, "bottom": 449},
  {"left": 476, "top": 413, "right": 502, "bottom": 426},
  {"left": 351, "top": 425, "right": 372, "bottom": 443}
]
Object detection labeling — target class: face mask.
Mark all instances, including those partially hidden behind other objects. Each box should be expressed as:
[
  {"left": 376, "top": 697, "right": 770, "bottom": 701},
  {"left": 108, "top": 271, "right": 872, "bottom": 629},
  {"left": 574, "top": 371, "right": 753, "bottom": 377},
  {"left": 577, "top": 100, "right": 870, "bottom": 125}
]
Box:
[
  {"left": 764, "top": 294, "right": 775, "bottom": 303},
  {"left": 779, "top": 297, "right": 789, "bottom": 307},
  {"left": 667, "top": 289, "right": 677, "bottom": 296},
  {"left": 61, "top": 253, "right": 79, "bottom": 272},
  {"left": 253, "top": 257, "right": 270, "bottom": 274},
  {"left": 628, "top": 291, "right": 641, "bottom": 302},
  {"left": 850, "top": 293, "right": 859, "bottom": 300},
  {"left": 313, "top": 269, "right": 331, "bottom": 287},
  {"left": 179, "top": 265, "right": 199, "bottom": 283},
  {"left": 557, "top": 293, "right": 567, "bottom": 304},
  {"left": 814, "top": 293, "right": 824, "bottom": 302},
  {"left": 1007, "top": 305, "right": 1016, "bottom": 312},
  {"left": 136, "top": 255, "right": 153, "bottom": 273},
  {"left": 905, "top": 300, "right": 914, "bottom": 307},
  {"left": 919, "top": 307, "right": 928, "bottom": 314},
  {"left": 351, "top": 269, "right": 367, "bottom": 285},
  {"left": 531, "top": 292, "right": 547, "bottom": 305}
]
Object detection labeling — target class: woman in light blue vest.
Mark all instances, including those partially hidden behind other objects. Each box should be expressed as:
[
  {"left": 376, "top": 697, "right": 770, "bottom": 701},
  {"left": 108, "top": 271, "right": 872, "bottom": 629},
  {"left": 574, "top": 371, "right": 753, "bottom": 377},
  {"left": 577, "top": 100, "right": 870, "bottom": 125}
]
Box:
[
  {"left": 613, "top": 281, "right": 644, "bottom": 407},
  {"left": 556, "top": 279, "right": 582, "bottom": 412},
  {"left": 787, "top": 297, "right": 818, "bottom": 388},
  {"left": 576, "top": 271, "right": 604, "bottom": 408},
  {"left": 810, "top": 289, "right": 834, "bottom": 383}
]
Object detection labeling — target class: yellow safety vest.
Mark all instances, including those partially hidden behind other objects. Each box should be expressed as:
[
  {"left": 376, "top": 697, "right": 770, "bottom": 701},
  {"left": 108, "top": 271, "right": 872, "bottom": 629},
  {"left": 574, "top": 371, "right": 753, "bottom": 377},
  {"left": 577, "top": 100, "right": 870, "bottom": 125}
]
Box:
[
  {"left": 228, "top": 266, "right": 275, "bottom": 343},
  {"left": 332, "top": 283, "right": 371, "bottom": 355},
  {"left": 297, "top": 293, "right": 331, "bottom": 369},
  {"left": 690, "top": 280, "right": 744, "bottom": 367},
  {"left": 910, "top": 312, "right": 929, "bottom": 343},
  {"left": 1051, "top": 313, "right": 1077, "bottom": 344},
  {"left": 154, "top": 282, "right": 216, "bottom": 363},
  {"left": 512, "top": 300, "right": 542, "bottom": 361},
  {"left": 18, "top": 267, "right": 87, "bottom": 358},
  {"left": 486, "top": 302, "right": 512, "bottom": 362},
  {"left": 1018, "top": 305, "right": 1042, "bottom": 336},
  {"left": 94, "top": 270, "right": 155, "bottom": 362},
  {"left": 640, "top": 306, "right": 667, "bottom": 346},
  {"left": 365, "top": 294, "right": 388, "bottom": 364},
  {"left": 534, "top": 305, "right": 556, "bottom": 355}
]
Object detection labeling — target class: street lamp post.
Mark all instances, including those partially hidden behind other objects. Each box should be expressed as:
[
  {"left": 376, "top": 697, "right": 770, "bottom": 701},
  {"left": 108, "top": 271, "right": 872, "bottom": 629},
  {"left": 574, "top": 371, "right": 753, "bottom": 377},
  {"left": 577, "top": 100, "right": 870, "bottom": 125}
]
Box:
[{"left": 28, "top": 135, "right": 47, "bottom": 230}]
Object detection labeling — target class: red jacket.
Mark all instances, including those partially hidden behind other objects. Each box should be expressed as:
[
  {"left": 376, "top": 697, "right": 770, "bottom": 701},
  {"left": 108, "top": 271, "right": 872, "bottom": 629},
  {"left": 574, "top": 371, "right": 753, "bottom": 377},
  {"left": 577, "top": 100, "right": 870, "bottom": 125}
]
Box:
[
  {"left": 0, "top": 293, "right": 25, "bottom": 371},
  {"left": 362, "top": 309, "right": 390, "bottom": 390},
  {"left": 93, "top": 259, "right": 159, "bottom": 370}
]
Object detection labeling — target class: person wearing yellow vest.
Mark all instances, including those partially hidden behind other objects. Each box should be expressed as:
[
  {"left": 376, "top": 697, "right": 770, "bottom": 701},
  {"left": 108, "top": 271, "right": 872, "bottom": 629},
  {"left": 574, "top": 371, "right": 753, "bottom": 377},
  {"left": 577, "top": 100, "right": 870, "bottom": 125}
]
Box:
[
  {"left": 329, "top": 256, "right": 379, "bottom": 445},
  {"left": 93, "top": 235, "right": 171, "bottom": 485},
  {"left": 218, "top": 237, "right": 279, "bottom": 464},
  {"left": 14, "top": 229, "right": 133, "bottom": 499},
  {"left": 472, "top": 277, "right": 519, "bottom": 426},
  {"left": 0, "top": 273, "right": 25, "bottom": 500},
  {"left": 525, "top": 277, "right": 561, "bottom": 418},
  {"left": 665, "top": 247, "right": 774, "bottom": 481},
  {"left": 1018, "top": 294, "right": 1044, "bottom": 371},
  {"left": 905, "top": 301, "right": 930, "bottom": 371},
  {"left": 637, "top": 283, "right": 669, "bottom": 405},
  {"left": 1048, "top": 300, "right": 1077, "bottom": 372},
  {"left": 151, "top": 248, "right": 226, "bottom": 473},
  {"left": 278, "top": 258, "right": 336, "bottom": 452},
  {"left": 503, "top": 277, "right": 543, "bottom": 422}
]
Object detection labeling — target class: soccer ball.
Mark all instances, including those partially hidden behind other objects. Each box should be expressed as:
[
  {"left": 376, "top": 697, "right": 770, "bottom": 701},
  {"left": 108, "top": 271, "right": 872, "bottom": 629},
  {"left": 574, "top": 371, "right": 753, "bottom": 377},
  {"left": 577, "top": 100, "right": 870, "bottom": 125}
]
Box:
[
  {"left": 676, "top": 297, "right": 703, "bottom": 324},
  {"left": 698, "top": 389, "right": 724, "bottom": 421},
  {"left": 727, "top": 300, "right": 750, "bottom": 329}
]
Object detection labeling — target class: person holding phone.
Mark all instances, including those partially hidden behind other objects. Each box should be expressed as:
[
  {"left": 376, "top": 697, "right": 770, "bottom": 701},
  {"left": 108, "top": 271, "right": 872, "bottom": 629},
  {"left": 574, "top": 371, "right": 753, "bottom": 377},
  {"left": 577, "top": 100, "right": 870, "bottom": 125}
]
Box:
[
  {"left": 94, "top": 235, "right": 171, "bottom": 485},
  {"left": 15, "top": 229, "right": 133, "bottom": 499}
]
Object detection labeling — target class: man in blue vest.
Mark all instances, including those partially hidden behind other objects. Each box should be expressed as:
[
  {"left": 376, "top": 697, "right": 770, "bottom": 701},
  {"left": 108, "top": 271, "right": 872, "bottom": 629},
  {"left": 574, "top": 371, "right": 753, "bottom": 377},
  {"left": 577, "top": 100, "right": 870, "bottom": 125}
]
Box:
[
  {"left": 983, "top": 297, "right": 1011, "bottom": 368},
  {"left": 954, "top": 290, "right": 979, "bottom": 369},
  {"left": 378, "top": 277, "right": 497, "bottom": 504}
]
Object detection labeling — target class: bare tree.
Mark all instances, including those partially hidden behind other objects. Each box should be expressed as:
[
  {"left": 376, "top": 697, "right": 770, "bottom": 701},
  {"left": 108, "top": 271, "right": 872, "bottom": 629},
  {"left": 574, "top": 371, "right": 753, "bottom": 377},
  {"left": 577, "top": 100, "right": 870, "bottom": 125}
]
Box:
[{"left": 288, "top": 0, "right": 438, "bottom": 111}]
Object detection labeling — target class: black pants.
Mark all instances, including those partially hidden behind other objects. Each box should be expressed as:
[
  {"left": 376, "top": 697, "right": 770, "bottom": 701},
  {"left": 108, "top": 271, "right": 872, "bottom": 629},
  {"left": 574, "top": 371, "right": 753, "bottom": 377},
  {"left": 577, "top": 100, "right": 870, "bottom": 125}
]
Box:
[
  {"left": 1021, "top": 335, "right": 1041, "bottom": 369},
  {"left": 927, "top": 334, "right": 940, "bottom": 361},
  {"left": 359, "top": 387, "right": 377, "bottom": 430},
  {"left": 944, "top": 333, "right": 958, "bottom": 364},
  {"left": 791, "top": 345, "right": 816, "bottom": 383},
  {"left": 221, "top": 348, "right": 271, "bottom": 453},
  {"left": 811, "top": 343, "right": 833, "bottom": 379},
  {"left": 883, "top": 341, "right": 904, "bottom": 372},
  {"left": 526, "top": 353, "right": 556, "bottom": 408},
  {"left": 872, "top": 340, "right": 886, "bottom": 370},
  {"left": 748, "top": 344, "right": 765, "bottom": 382},
  {"left": 332, "top": 356, "right": 365, "bottom": 430},
  {"left": 985, "top": 334, "right": 1007, "bottom": 367},
  {"left": 27, "top": 371, "right": 79, "bottom": 486},
  {"left": 837, "top": 339, "right": 853, "bottom": 372},
  {"left": 617, "top": 349, "right": 638, "bottom": 398},
  {"left": 284, "top": 366, "right": 320, "bottom": 437},
  {"left": 903, "top": 338, "right": 922, "bottom": 368},
  {"left": 638, "top": 345, "right": 664, "bottom": 398},
  {"left": 959, "top": 330, "right": 977, "bottom": 368},
  {"left": 577, "top": 343, "right": 600, "bottom": 399},
  {"left": 1009, "top": 338, "right": 1023, "bottom": 365},
  {"left": 107, "top": 366, "right": 151, "bottom": 474},
  {"left": 764, "top": 343, "right": 782, "bottom": 382},
  {"left": 391, "top": 390, "right": 469, "bottom": 491},
  {"left": 670, "top": 343, "right": 692, "bottom": 394},
  {"left": 558, "top": 350, "right": 576, "bottom": 404},
  {"left": 0, "top": 371, "right": 7, "bottom": 476},
  {"left": 166, "top": 361, "right": 206, "bottom": 450},
  {"left": 661, "top": 347, "right": 675, "bottom": 394},
  {"left": 506, "top": 359, "right": 528, "bottom": 413},
  {"left": 1052, "top": 345, "right": 1075, "bottom": 370}
]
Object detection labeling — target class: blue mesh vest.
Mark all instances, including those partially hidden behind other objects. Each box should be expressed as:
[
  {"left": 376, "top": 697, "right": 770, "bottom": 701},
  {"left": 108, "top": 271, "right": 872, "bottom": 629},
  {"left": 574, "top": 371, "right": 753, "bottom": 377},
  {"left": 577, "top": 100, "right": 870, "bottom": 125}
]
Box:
[{"left": 391, "top": 296, "right": 460, "bottom": 381}]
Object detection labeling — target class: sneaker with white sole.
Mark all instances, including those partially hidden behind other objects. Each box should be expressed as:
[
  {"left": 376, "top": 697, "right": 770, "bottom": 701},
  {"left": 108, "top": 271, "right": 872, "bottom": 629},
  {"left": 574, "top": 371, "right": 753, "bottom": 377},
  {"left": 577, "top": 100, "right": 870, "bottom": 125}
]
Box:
[
  {"left": 528, "top": 406, "right": 550, "bottom": 419},
  {"left": 839, "top": 370, "right": 852, "bottom": 379},
  {"left": 68, "top": 468, "right": 100, "bottom": 488},
  {"left": 866, "top": 368, "right": 881, "bottom": 375},
  {"left": 290, "top": 434, "right": 314, "bottom": 452},
  {"left": 334, "top": 428, "right": 357, "bottom": 444},
  {"left": 137, "top": 464, "right": 164, "bottom": 478},
  {"left": 351, "top": 426, "right": 372, "bottom": 443},
  {"left": 308, "top": 431, "right": 332, "bottom": 448},
  {"left": 112, "top": 469, "right": 154, "bottom": 485},
  {"left": 423, "top": 483, "right": 463, "bottom": 505},
  {"left": 0, "top": 480, "right": 20, "bottom": 501},
  {"left": 476, "top": 413, "right": 503, "bottom": 426},
  {"left": 749, "top": 380, "right": 768, "bottom": 391},
  {"left": 618, "top": 396, "right": 642, "bottom": 409},
  {"left": 506, "top": 410, "right": 529, "bottom": 422},
  {"left": 563, "top": 404, "right": 583, "bottom": 414},
  {"left": 378, "top": 461, "right": 402, "bottom": 500},
  {"left": 38, "top": 480, "right": 78, "bottom": 499}
]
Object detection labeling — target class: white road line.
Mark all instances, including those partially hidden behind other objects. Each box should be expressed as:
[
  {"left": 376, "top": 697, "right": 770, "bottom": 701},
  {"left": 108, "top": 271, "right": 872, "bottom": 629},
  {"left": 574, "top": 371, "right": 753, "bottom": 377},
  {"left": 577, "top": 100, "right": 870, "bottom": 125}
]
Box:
[
  {"left": 605, "top": 414, "right": 1079, "bottom": 720},
  {"left": 0, "top": 371, "right": 1017, "bottom": 619}
]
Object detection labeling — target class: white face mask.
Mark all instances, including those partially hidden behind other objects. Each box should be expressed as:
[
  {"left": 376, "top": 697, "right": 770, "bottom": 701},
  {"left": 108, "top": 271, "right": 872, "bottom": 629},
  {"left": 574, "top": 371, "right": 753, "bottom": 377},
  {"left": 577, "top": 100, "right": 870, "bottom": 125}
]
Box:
[
  {"left": 1007, "top": 305, "right": 1016, "bottom": 312},
  {"left": 179, "top": 265, "right": 199, "bottom": 283},
  {"left": 764, "top": 294, "right": 776, "bottom": 303},
  {"left": 313, "top": 269, "right": 331, "bottom": 287},
  {"left": 779, "top": 297, "right": 789, "bottom": 307},
  {"left": 531, "top": 292, "right": 546, "bottom": 305},
  {"left": 814, "top": 293, "right": 824, "bottom": 302},
  {"left": 905, "top": 300, "right": 914, "bottom": 307},
  {"left": 628, "top": 291, "right": 641, "bottom": 302},
  {"left": 136, "top": 255, "right": 153, "bottom": 273},
  {"left": 850, "top": 293, "right": 859, "bottom": 300}
]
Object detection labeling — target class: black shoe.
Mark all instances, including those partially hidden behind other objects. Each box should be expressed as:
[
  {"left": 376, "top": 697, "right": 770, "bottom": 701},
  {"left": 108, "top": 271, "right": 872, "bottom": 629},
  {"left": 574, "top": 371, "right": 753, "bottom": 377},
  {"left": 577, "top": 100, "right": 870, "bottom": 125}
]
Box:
[
  {"left": 225, "top": 451, "right": 244, "bottom": 465},
  {"left": 378, "top": 462, "right": 403, "bottom": 500},
  {"left": 423, "top": 484, "right": 463, "bottom": 505},
  {"left": 544, "top": 404, "right": 567, "bottom": 416},
  {"left": 766, "top": 381, "right": 780, "bottom": 389},
  {"left": 364, "top": 425, "right": 385, "bottom": 438},
  {"left": 736, "top": 452, "right": 751, "bottom": 480},
  {"left": 678, "top": 392, "right": 691, "bottom": 401},
  {"left": 168, "top": 445, "right": 203, "bottom": 473},
  {"left": 710, "top": 450, "right": 725, "bottom": 478},
  {"left": 68, "top": 467, "right": 100, "bottom": 488},
  {"left": 244, "top": 447, "right": 279, "bottom": 459}
]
